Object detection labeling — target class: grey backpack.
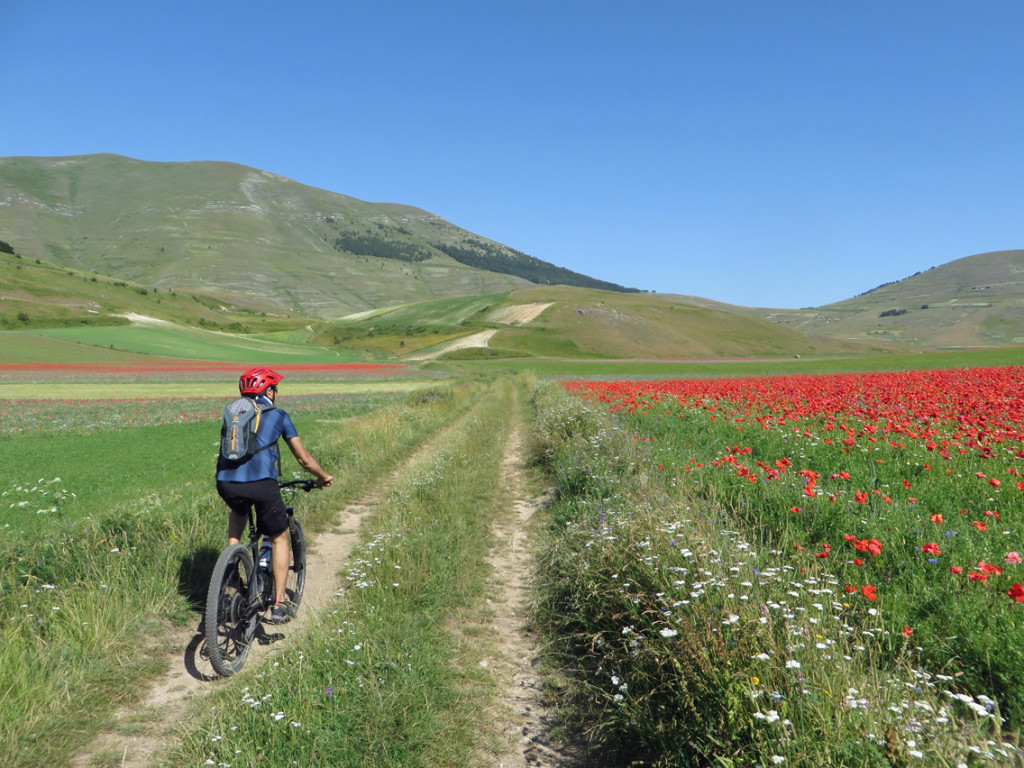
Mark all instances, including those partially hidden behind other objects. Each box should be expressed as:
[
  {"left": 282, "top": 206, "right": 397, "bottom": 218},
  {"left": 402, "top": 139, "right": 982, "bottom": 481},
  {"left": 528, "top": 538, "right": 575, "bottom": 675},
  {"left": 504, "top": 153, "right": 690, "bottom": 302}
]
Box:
[{"left": 219, "top": 397, "right": 275, "bottom": 462}]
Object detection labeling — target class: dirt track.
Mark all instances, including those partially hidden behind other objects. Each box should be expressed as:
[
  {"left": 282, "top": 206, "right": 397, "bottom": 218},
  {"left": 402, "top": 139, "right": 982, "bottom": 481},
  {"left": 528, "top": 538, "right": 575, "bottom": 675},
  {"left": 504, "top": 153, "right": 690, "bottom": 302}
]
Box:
[{"left": 72, "top": 423, "right": 567, "bottom": 768}]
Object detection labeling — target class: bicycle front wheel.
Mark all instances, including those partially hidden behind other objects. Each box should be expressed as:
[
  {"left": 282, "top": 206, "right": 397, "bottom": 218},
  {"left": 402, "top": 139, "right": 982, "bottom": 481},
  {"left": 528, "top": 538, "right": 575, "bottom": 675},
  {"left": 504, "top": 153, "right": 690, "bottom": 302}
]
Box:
[
  {"left": 204, "top": 544, "right": 258, "bottom": 677},
  {"left": 285, "top": 516, "right": 306, "bottom": 611}
]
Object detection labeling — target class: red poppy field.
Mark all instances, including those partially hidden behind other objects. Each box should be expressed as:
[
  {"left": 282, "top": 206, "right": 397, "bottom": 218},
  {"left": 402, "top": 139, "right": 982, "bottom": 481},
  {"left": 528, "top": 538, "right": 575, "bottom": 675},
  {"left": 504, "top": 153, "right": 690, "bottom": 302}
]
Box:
[
  {"left": 0, "top": 360, "right": 414, "bottom": 384},
  {"left": 534, "top": 367, "right": 1024, "bottom": 764},
  {"left": 566, "top": 366, "right": 1024, "bottom": 610}
]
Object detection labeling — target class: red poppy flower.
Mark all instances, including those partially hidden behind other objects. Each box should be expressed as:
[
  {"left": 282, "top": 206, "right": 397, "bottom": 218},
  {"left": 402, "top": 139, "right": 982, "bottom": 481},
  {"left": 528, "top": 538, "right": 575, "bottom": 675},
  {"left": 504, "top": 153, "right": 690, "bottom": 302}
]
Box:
[
  {"left": 921, "top": 543, "right": 941, "bottom": 556},
  {"left": 930, "top": 513, "right": 944, "bottom": 524},
  {"left": 861, "top": 585, "right": 878, "bottom": 601},
  {"left": 1008, "top": 583, "right": 1024, "bottom": 603},
  {"left": 902, "top": 626, "right": 913, "bottom": 637},
  {"left": 950, "top": 566, "right": 964, "bottom": 574},
  {"left": 973, "top": 521, "right": 988, "bottom": 532},
  {"left": 854, "top": 538, "right": 883, "bottom": 556}
]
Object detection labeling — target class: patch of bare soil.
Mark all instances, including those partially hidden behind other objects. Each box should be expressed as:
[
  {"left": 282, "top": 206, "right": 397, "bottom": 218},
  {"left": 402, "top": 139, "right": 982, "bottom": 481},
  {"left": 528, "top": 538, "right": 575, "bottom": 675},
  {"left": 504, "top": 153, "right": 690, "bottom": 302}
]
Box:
[
  {"left": 405, "top": 329, "right": 499, "bottom": 361},
  {"left": 481, "top": 425, "right": 576, "bottom": 768},
  {"left": 487, "top": 303, "right": 554, "bottom": 325}
]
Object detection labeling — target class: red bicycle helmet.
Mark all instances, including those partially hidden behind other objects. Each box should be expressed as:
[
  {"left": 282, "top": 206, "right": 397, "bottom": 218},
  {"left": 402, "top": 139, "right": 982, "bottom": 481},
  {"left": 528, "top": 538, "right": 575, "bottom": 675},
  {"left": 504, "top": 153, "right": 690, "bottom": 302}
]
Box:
[{"left": 238, "top": 367, "right": 284, "bottom": 395}]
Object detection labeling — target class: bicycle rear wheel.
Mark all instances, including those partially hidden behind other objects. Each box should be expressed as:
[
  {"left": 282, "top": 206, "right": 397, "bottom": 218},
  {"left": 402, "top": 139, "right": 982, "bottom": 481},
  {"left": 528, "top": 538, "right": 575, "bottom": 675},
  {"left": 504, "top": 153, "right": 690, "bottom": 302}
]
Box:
[
  {"left": 284, "top": 516, "right": 306, "bottom": 611},
  {"left": 205, "top": 544, "right": 258, "bottom": 677}
]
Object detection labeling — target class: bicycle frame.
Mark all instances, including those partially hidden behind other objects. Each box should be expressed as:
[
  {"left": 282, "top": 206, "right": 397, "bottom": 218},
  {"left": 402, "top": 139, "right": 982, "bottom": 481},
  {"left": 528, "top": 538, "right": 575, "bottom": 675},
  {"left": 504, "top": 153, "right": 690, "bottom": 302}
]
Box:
[
  {"left": 244, "top": 479, "right": 314, "bottom": 608},
  {"left": 204, "top": 478, "right": 316, "bottom": 676}
]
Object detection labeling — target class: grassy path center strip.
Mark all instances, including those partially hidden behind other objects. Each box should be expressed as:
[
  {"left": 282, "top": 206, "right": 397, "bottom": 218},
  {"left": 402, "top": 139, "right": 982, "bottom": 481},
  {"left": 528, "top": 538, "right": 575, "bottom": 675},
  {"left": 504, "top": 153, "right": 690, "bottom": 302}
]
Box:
[{"left": 173, "top": 377, "right": 522, "bottom": 767}]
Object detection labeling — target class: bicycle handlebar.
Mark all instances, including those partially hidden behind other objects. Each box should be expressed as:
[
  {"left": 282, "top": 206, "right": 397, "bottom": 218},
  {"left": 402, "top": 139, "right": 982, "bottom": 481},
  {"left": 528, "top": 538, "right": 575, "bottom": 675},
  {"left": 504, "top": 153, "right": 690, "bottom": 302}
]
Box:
[{"left": 278, "top": 478, "right": 320, "bottom": 492}]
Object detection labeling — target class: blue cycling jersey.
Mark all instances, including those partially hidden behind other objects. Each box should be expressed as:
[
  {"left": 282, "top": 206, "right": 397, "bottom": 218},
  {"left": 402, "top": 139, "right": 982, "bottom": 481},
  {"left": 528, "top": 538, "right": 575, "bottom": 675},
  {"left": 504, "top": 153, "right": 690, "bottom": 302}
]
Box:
[{"left": 216, "top": 395, "right": 299, "bottom": 482}]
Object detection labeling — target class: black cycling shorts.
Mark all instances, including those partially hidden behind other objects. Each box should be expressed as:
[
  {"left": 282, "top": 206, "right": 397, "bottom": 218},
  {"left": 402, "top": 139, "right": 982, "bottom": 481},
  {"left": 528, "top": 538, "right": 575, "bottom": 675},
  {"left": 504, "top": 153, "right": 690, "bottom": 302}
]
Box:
[{"left": 216, "top": 478, "right": 289, "bottom": 537}]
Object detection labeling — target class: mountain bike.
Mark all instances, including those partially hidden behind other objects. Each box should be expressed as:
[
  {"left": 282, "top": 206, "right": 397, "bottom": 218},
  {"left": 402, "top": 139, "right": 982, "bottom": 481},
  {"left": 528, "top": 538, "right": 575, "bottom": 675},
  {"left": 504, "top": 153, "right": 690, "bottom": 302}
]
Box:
[{"left": 204, "top": 478, "right": 316, "bottom": 677}]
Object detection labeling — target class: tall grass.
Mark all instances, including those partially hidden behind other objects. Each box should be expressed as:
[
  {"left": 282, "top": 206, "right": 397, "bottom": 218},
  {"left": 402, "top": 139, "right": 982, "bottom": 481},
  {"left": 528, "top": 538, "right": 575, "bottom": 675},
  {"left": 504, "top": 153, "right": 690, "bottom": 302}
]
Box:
[
  {"left": 171, "top": 377, "right": 521, "bottom": 767},
  {"left": 528, "top": 382, "right": 1021, "bottom": 767},
  {"left": 0, "top": 385, "right": 469, "bottom": 768}
]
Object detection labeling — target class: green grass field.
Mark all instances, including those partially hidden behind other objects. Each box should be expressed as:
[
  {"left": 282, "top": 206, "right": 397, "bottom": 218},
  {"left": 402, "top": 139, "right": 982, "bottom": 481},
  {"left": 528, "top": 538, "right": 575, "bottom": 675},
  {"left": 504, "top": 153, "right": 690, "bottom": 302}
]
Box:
[
  {"left": 20, "top": 324, "right": 369, "bottom": 362},
  {"left": 433, "top": 345, "right": 1024, "bottom": 378},
  {"left": 4, "top": 320, "right": 1024, "bottom": 767},
  {"left": 1, "top": 379, "right": 483, "bottom": 768}
]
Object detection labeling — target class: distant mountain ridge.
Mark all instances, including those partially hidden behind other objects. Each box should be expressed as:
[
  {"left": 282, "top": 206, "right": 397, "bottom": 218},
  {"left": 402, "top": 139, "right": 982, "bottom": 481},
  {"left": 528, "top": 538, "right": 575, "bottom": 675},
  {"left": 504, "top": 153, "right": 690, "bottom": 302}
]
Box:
[
  {"left": 759, "top": 249, "right": 1024, "bottom": 348},
  {"left": 0, "top": 154, "right": 635, "bottom": 318}
]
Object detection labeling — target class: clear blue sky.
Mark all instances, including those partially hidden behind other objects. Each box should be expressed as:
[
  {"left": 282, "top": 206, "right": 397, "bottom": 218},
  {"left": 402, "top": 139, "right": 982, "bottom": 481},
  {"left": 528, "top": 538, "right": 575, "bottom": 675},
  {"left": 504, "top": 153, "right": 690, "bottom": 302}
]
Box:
[{"left": 2, "top": 2, "right": 1021, "bottom": 308}]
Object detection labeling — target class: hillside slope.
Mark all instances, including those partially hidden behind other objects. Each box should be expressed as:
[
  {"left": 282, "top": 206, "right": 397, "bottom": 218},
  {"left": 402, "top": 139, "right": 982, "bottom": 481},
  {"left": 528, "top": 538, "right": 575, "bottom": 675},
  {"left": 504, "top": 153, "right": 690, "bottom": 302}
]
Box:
[
  {"left": 343, "top": 287, "right": 905, "bottom": 360},
  {"left": 757, "top": 250, "right": 1024, "bottom": 348},
  {"left": 0, "top": 154, "right": 634, "bottom": 319},
  {"left": 493, "top": 288, "right": 908, "bottom": 358}
]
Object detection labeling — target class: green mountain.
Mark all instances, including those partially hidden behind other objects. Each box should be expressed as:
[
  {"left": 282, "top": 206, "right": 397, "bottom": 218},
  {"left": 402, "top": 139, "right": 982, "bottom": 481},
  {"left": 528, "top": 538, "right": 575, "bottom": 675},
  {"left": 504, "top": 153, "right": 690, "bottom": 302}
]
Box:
[
  {"left": 755, "top": 250, "right": 1024, "bottom": 348},
  {"left": 0, "top": 154, "right": 636, "bottom": 319},
  {"left": 2, "top": 154, "right": 1020, "bottom": 361}
]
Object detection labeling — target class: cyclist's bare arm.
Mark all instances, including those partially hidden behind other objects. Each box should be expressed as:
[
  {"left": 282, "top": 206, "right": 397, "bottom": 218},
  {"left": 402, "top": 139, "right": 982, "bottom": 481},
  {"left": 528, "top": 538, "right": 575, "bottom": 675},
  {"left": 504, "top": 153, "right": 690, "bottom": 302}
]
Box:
[{"left": 284, "top": 436, "right": 333, "bottom": 487}]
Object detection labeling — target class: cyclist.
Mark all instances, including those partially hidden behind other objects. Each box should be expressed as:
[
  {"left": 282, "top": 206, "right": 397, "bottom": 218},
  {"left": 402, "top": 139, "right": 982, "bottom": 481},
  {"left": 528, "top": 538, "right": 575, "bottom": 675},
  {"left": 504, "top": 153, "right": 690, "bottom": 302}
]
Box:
[{"left": 215, "top": 367, "right": 332, "bottom": 623}]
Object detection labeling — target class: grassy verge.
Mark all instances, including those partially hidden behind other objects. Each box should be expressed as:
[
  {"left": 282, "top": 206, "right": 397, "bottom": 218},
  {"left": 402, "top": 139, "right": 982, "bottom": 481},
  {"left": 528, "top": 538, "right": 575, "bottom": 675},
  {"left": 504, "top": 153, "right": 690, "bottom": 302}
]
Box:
[
  {"left": 527, "top": 382, "right": 1020, "bottom": 767},
  {"left": 171, "top": 377, "right": 520, "bottom": 767},
  {"left": 0, "top": 385, "right": 471, "bottom": 768}
]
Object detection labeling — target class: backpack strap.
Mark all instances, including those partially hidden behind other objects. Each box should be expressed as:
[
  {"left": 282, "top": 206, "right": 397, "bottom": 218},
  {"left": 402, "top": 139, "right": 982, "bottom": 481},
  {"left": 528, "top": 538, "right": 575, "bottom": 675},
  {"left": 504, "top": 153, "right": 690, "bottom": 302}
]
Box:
[{"left": 253, "top": 399, "right": 281, "bottom": 475}]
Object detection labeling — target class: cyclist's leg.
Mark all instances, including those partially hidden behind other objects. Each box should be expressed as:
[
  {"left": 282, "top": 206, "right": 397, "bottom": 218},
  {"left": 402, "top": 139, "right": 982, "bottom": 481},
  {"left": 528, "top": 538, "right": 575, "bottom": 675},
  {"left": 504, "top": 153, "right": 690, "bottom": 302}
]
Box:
[
  {"left": 248, "top": 479, "right": 290, "bottom": 608},
  {"left": 227, "top": 510, "right": 248, "bottom": 545},
  {"left": 217, "top": 480, "right": 255, "bottom": 544},
  {"left": 270, "top": 527, "right": 291, "bottom": 605}
]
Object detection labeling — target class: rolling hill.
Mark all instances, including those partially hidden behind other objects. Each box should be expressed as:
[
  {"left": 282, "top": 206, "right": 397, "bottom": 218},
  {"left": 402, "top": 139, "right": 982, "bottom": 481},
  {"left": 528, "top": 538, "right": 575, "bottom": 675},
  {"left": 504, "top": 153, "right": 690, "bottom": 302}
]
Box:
[
  {"left": 0, "top": 247, "right": 904, "bottom": 363},
  {"left": 304, "top": 286, "right": 905, "bottom": 361},
  {"left": 0, "top": 154, "right": 635, "bottom": 319},
  {"left": 755, "top": 250, "right": 1024, "bottom": 348}
]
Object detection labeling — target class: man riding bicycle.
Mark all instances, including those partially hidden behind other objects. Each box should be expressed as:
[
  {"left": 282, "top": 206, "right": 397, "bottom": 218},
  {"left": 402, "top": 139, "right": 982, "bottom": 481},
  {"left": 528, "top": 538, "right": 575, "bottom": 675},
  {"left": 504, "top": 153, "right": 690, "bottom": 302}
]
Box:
[{"left": 215, "top": 367, "right": 332, "bottom": 623}]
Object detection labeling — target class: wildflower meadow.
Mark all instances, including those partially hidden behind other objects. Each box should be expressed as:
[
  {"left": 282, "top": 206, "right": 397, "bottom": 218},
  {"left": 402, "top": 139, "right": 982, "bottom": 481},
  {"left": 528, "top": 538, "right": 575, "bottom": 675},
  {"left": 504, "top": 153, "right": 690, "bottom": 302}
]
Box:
[{"left": 531, "top": 368, "right": 1024, "bottom": 767}]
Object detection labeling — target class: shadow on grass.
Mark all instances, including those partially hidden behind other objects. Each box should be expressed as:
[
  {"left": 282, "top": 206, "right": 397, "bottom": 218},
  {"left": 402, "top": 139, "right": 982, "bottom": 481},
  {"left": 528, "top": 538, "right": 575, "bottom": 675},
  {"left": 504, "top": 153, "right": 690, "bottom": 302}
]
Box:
[{"left": 177, "top": 546, "right": 221, "bottom": 608}]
